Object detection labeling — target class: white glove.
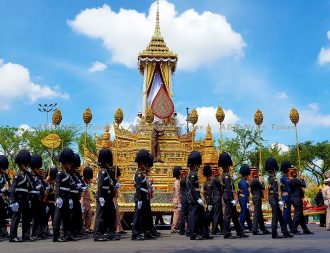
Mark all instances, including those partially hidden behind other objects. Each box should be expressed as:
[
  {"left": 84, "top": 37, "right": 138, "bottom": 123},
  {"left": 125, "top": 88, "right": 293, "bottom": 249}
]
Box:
[
  {"left": 36, "top": 184, "right": 42, "bottom": 190},
  {"left": 82, "top": 187, "right": 87, "bottom": 192},
  {"left": 279, "top": 201, "right": 284, "bottom": 209},
  {"left": 77, "top": 183, "right": 83, "bottom": 189},
  {"left": 231, "top": 200, "right": 237, "bottom": 206},
  {"left": 115, "top": 182, "right": 121, "bottom": 189},
  {"left": 247, "top": 203, "right": 251, "bottom": 209},
  {"left": 45, "top": 206, "right": 49, "bottom": 214},
  {"left": 1, "top": 187, "right": 6, "bottom": 193},
  {"left": 56, "top": 198, "right": 63, "bottom": 208},
  {"left": 207, "top": 205, "right": 213, "bottom": 211},
  {"left": 137, "top": 200, "right": 143, "bottom": 210},
  {"left": 197, "top": 198, "right": 204, "bottom": 206},
  {"left": 178, "top": 204, "right": 182, "bottom": 210},
  {"left": 10, "top": 202, "right": 19, "bottom": 212},
  {"left": 81, "top": 206, "right": 85, "bottom": 213},
  {"left": 99, "top": 197, "right": 105, "bottom": 207},
  {"left": 69, "top": 199, "right": 74, "bottom": 209}
]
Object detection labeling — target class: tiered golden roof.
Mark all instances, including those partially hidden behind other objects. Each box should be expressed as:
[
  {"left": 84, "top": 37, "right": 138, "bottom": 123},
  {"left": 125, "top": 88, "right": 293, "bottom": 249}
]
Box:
[{"left": 138, "top": 1, "right": 177, "bottom": 73}]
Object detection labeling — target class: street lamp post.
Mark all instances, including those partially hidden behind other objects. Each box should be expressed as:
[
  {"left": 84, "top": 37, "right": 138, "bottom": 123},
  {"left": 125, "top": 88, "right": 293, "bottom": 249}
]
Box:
[{"left": 38, "top": 103, "right": 58, "bottom": 125}]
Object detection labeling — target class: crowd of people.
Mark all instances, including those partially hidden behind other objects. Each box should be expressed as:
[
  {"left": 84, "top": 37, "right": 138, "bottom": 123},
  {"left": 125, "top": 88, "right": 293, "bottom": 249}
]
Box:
[{"left": 0, "top": 147, "right": 329, "bottom": 243}]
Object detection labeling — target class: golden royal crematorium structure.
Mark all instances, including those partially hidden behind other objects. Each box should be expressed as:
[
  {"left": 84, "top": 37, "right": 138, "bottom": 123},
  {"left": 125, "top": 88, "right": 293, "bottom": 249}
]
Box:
[{"left": 86, "top": 3, "right": 219, "bottom": 215}]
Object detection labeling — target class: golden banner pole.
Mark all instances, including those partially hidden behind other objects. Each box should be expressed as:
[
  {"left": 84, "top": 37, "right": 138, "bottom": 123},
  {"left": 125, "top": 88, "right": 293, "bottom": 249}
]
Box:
[
  {"left": 254, "top": 109, "right": 263, "bottom": 176},
  {"left": 216, "top": 106, "right": 225, "bottom": 153},
  {"left": 114, "top": 108, "right": 124, "bottom": 178},
  {"left": 189, "top": 109, "right": 198, "bottom": 151},
  {"left": 290, "top": 108, "right": 301, "bottom": 175},
  {"left": 83, "top": 108, "right": 92, "bottom": 166}
]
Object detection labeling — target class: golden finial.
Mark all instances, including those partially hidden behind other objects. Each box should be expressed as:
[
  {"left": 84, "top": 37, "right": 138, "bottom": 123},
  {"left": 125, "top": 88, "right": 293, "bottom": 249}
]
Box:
[
  {"left": 104, "top": 124, "right": 110, "bottom": 132},
  {"left": 254, "top": 109, "right": 263, "bottom": 126},
  {"left": 290, "top": 108, "right": 299, "bottom": 125},
  {"left": 83, "top": 107, "right": 92, "bottom": 125},
  {"left": 114, "top": 108, "right": 124, "bottom": 126},
  {"left": 216, "top": 106, "right": 225, "bottom": 123},
  {"left": 146, "top": 108, "right": 154, "bottom": 125},
  {"left": 52, "top": 109, "right": 62, "bottom": 126},
  {"left": 154, "top": 0, "right": 161, "bottom": 37},
  {"left": 189, "top": 108, "right": 198, "bottom": 125}
]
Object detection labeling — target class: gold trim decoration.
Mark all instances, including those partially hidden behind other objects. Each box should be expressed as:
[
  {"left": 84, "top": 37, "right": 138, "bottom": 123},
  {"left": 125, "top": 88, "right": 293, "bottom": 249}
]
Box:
[{"left": 189, "top": 109, "right": 198, "bottom": 150}]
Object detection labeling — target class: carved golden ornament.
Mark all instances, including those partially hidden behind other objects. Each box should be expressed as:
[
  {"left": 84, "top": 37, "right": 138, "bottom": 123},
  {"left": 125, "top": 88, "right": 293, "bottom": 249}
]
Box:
[
  {"left": 254, "top": 109, "right": 263, "bottom": 126},
  {"left": 41, "top": 133, "right": 61, "bottom": 149},
  {"left": 114, "top": 108, "right": 124, "bottom": 126},
  {"left": 290, "top": 108, "right": 299, "bottom": 125},
  {"left": 104, "top": 124, "right": 110, "bottom": 132},
  {"left": 52, "top": 109, "right": 62, "bottom": 126},
  {"left": 145, "top": 108, "right": 154, "bottom": 124},
  {"left": 189, "top": 109, "right": 198, "bottom": 125},
  {"left": 83, "top": 107, "right": 92, "bottom": 124},
  {"left": 216, "top": 106, "right": 225, "bottom": 123}
]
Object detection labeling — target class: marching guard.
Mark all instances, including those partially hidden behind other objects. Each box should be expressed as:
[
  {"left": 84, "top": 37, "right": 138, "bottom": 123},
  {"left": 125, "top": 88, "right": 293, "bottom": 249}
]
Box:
[
  {"left": 187, "top": 151, "right": 211, "bottom": 240},
  {"left": 210, "top": 166, "right": 223, "bottom": 235},
  {"left": 219, "top": 152, "right": 248, "bottom": 239},
  {"left": 265, "top": 157, "right": 293, "bottom": 239},
  {"left": 9, "top": 150, "right": 33, "bottom": 242},
  {"left": 238, "top": 164, "right": 252, "bottom": 232},
  {"left": 0, "top": 155, "right": 10, "bottom": 241},
  {"left": 288, "top": 168, "right": 313, "bottom": 234},
  {"left": 250, "top": 168, "right": 270, "bottom": 235},
  {"left": 280, "top": 161, "right": 294, "bottom": 233},
  {"left": 94, "top": 148, "right": 118, "bottom": 241},
  {"left": 132, "top": 149, "right": 152, "bottom": 240},
  {"left": 53, "top": 148, "right": 76, "bottom": 242}
]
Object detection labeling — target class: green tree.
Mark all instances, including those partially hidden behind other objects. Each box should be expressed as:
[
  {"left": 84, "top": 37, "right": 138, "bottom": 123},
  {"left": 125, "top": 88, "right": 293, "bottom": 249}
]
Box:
[
  {"left": 220, "top": 126, "right": 259, "bottom": 176},
  {"left": 76, "top": 132, "right": 97, "bottom": 158}
]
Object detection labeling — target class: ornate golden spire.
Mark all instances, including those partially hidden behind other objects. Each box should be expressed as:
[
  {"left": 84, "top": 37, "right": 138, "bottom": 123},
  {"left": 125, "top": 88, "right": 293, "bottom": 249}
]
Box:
[
  {"left": 154, "top": 0, "right": 161, "bottom": 37},
  {"left": 138, "top": 0, "right": 177, "bottom": 60}
]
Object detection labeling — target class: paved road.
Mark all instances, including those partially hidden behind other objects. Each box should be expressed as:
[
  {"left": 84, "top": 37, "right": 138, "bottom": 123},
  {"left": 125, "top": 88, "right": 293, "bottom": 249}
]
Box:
[{"left": 1, "top": 225, "right": 329, "bottom": 253}]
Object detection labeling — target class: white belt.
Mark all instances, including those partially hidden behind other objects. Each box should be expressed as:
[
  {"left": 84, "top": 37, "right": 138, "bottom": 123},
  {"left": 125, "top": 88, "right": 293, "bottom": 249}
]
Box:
[
  {"left": 61, "top": 175, "right": 69, "bottom": 182},
  {"left": 141, "top": 188, "right": 148, "bottom": 193},
  {"left": 194, "top": 188, "right": 200, "bottom": 191},
  {"left": 104, "top": 176, "right": 109, "bottom": 181},
  {"left": 60, "top": 187, "right": 70, "bottom": 192},
  {"left": 17, "top": 176, "right": 27, "bottom": 186},
  {"left": 102, "top": 186, "right": 110, "bottom": 190},
  {"left": 16, "top": 188, "right": 28, "bottom": 193},
  {"left": 70, "top": 190, "right": 79, "bottom": 193},
  {"left": 30, "top": 190, "right": 40, "bottom": 194}
]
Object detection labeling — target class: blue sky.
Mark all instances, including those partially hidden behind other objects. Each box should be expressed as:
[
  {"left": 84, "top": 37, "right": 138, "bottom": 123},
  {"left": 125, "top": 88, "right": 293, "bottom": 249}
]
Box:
[{"left": 0, "top": 0, "right": 329, "bottom": 146}]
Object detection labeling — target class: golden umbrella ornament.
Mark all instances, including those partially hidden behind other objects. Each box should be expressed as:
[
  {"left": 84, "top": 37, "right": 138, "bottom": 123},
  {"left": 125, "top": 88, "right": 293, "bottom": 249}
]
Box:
[
  {"left": 290, "top": 108, "right": 301, "bottom": 174},
  {"left": 83, "top": 107, "right": 92, "bottom": 165},
  {"left": 189, "top": 109, "right": 198, "bottom": 150},
  {"left": 114, "top": 108, "right": 124, "bottom": 177},
  {"left": 216, "top": 106, "right": 225, "bottom": 153},
  {"left": 254, "top": 109, "right": 263, "bottom": 176}
]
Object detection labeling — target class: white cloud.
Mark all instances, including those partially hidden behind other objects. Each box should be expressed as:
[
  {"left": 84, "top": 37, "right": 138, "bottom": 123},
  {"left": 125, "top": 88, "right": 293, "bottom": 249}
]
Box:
[
  {"left": 0, "top": 59, "right": 68, "bottom": 110},
  {"left": 318, "top": 31, "right": 330, "bottom": 65},
  {"left": 88, "top": 61, "right": 107, "bottom": 73},
  {"left": 68, "top": 0, "right": 245, "bottom": 70},
  {"left": 271, "top": 143, "right": 289, "bottom": 155},
  {"left": 177, "top": 106, "right": 240, "bottom": 134},
  {"left": 275, "top": 91, "right": 288, "bottom": 99},
  {"left": 301, "top": 102, "right": 330, "bottom": 127}
]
